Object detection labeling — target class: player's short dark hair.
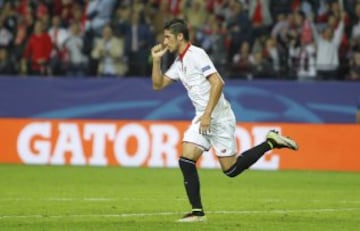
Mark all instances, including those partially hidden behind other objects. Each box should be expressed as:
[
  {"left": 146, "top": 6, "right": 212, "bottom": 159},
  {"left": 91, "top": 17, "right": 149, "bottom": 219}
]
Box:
[{"left": 163, "top": 18, "right": 189, "bottom": 41}]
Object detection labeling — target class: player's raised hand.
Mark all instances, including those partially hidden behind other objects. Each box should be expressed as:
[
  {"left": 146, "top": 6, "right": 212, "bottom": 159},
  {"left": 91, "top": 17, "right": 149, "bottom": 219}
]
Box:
[{"left": 151, "top": 44, "right": 168, "bottom": 60}]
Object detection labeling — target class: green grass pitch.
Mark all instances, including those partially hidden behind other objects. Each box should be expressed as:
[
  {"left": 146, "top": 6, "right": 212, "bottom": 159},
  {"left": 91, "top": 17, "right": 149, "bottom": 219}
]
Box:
[{"left": 0, "top": 165, "right": 359, "bottom": 231}]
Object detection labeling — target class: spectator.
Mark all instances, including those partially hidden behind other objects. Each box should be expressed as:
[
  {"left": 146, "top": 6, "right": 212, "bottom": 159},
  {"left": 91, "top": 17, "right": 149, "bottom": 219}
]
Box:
[
  {"left": 226, "top": 1, "right": 252, "bottom": 62},
  {"left": 330, "top": 1, "right": 351, "bottom": 26},
  {"left": 250, "top": 50, "right": 275, "bottom": 79},
  {"left": 231, "top": 41, "right": 252, "bottom": 79},
  {"left": 83, "top": 0, "right": 116, "bottom": 67},
  {"left": 181, "top": 0, "right": 207, "bottom": 31},
  {"left": 132, "top": 0, "right": 146, "bottom": 16},
  {"left": 13, "top": 15, "right": 28, "bottom": 60},
  {"left": 249, "top": 0, "right": 273, "bottom": 37},
  {"left": 0, "top": 15, "right": 14, "bottom": 49},
  {"left": 198, "top": 18, "right": 227, "bottom": 76},
  {"left": 298, "top": 0, "right": 316, "bottom": 18},
  {"left": 52, "top": 0, "right": 75, "bottom": 26},
  {"left": 263, "top": 36, "right": 280, "bottom": 76},
  {"left": 293, "top": 9, "right": 307, "bottom": 35},
  {"left": 0, "top": 47, "right": 16, "bottom": 75},
  {"left": 124, "top": 13, "right": 153, "bottom": 76},
  {"left": 273, "top": 13, "right": 292, "bottom": 71},
  {"left": 21, "top": 20, "right": 52, "bottom": 76},
  {"left": 169, "top": 0, "right": 182, "bottom": 16},
  {"left": 271, "top": 13, "right": 289, "bottom": 38},
  {"left": 112, "top": 4, "right": 131, "bottom": 37},
  {"left": 250, "top": 35, "right": 276, "bottom": 79},
  {"left": 311, "top": 11, "right": 345, "bottom": 80},
  {"left": 288, "top": 10, "right": 316, "bottom": 80},
  {"left": 348, "top": 51, "right": 360, "bottom": 81},
  {"left": 63, "top": 21, "right": 88, "bottom": 77},
  {"left": 48, "top": 15, "right": 69, "bottom": 75},
  {"left": 327, "top": 13, "right": 350, "bottom": 78},
  {"left": 71, "top": 3, "right": 87, "bottom": 33},
  {"left": 351, "top": 3, "right": 360, "bottom": 40},
  {"left": 270, "top": 0, "right": 293, "bottom": 20},
  {"left": 146, "top": 0, "right": 172, "bottom": 36},
  {"left": 91, "top": 25, "right": 127, "bottom": 77},
  {"left": 1, "top": 2, "right": 18, "bottom": 36},
  {"left": 35, "top": 1, "right": 50, "bottom": 28},
  {"left": 289, "top": 29, "right": 316, "bottom": 80},
  {"left": 85, "top": 0, "right": 116, "bottom": 36}
]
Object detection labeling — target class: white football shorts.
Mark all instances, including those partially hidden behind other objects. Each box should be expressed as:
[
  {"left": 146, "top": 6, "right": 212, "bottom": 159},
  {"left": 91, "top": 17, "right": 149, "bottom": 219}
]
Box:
[{"left": 183, "top": 108, "right": 237, "bottom": 157}]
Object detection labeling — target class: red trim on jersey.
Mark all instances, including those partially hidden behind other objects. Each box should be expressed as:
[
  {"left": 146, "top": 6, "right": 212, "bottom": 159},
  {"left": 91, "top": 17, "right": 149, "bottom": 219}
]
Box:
[{"left": 179, "top": 42, "right": 191, "bottom": 61}]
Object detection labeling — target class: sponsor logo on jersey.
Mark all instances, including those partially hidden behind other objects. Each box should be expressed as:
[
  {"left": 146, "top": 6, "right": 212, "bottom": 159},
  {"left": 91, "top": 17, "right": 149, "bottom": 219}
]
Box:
[{"left": 201, "top": 65, "right": 211, "bottom": 73}]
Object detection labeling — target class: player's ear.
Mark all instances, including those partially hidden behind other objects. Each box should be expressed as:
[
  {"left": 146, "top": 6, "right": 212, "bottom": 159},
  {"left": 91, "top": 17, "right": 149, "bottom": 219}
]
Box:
[{"left": 177, "top": 33, "right": 184, "bottom": 41}]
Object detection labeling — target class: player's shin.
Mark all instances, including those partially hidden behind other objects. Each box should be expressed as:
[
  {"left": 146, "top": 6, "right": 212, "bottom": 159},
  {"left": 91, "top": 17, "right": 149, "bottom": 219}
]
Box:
[
  {"left": 223, "top": 142, "right": 272, "bottom": 177},
  {"left": 178, "top": 157, "right": 204, "bottom": 213}
]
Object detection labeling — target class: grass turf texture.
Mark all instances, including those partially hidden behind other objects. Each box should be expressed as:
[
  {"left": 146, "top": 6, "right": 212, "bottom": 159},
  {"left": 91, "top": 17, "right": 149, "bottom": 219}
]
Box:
[{"left": 0, "top": 165, "right": 359, "bottom": 231}]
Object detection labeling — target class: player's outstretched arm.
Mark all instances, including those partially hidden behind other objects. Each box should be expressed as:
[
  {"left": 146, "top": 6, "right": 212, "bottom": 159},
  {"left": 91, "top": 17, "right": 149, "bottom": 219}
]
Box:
[{"left": 151, "top": 44, "right": 172, "bottom": 90}]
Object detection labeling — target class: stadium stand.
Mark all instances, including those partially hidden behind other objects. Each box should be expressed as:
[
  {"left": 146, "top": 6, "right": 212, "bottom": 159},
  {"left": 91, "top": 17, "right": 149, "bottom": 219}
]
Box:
[{"left": 0, "top": 0, "right": 359, "bottom": 80}]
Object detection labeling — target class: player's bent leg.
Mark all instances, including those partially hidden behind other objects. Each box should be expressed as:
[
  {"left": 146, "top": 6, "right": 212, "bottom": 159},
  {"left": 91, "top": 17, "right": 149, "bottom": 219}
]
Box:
[
  {"left": 218, "top": 155, "right": 237, "bottom": 173},
  {"left": 177, "top": 142, "right": 206, "bottom": 222},
  {"left": 220, "top": 130, "right": 298, "bottom": 178},
  {"left": 220, "top": 141, "right": 272, "bottom": 177}
]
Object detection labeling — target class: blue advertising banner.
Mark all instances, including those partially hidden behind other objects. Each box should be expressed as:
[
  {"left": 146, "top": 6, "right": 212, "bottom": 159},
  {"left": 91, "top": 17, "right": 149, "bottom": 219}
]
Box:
[{"left": 0, "top": 77, "right": 359, "bottom": 123}]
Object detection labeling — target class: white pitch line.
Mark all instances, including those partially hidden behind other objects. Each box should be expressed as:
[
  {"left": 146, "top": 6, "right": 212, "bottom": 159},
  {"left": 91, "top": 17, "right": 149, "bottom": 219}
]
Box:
[
  {"left": 211, "top": 208, "right": 360, "bottom": 214},
  {"left": 0, "top": 198, "right": 186, "bottom": 201},
  {"left": 1, "top": 198, "right": 358, "bottom": 203},
  {"left": 258, "top": 199, "right": 360, "bottom": 204},
  {"left": 0, "top": 208, "right": 359, "bottom": 220},
  {"left": 0, "top": 198, "right": 115, "bottom": 201}
]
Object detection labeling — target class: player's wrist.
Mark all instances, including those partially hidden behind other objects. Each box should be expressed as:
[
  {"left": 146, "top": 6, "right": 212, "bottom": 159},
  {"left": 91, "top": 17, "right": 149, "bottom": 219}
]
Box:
[
  {"left": 202, "top": 112, "right": 212, "bottom": 118},
  {"left": 152, "top": 58, "right": 162, "bottom": 63}
]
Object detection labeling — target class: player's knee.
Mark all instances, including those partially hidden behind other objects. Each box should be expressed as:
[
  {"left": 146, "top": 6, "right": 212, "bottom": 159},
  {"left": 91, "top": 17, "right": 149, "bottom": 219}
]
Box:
[
  {"left": 223, "top": 166, "right": 245, "bottom": 178},
  {"left": 179, "top": 157, "right": 196, "bottom": 169}
]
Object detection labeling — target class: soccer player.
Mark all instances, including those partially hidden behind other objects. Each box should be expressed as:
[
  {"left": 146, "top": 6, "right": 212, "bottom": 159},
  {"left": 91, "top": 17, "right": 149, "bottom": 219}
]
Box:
[{"left": 150, "top": 18, "right": 298, "bottom": 222}]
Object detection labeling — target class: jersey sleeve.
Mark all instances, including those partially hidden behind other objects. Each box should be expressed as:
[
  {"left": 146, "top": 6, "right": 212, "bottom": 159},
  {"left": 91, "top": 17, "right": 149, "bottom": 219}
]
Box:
[
  {"left": 164, "top": 62, "right": 180, "bottom": 80},
  {"left": 195, "top": 49, "right": 218, "bottom": 77}
]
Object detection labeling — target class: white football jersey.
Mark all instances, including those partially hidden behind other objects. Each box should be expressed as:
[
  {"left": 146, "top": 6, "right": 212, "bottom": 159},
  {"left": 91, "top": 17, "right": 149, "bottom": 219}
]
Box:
[{"left": 165, "top": 44, "right": 231, "bottom": 119}]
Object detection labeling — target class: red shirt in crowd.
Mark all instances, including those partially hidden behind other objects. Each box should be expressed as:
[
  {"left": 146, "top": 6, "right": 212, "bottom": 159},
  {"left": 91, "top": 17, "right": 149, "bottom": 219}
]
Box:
[{"left": 23, "top": 32, "right": 52, "bottom": 71}]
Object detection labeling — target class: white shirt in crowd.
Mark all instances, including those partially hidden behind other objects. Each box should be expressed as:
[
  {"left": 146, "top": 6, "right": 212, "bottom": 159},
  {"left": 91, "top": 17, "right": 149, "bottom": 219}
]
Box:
[
  {"left": 289, "top": 43, "right": 316, "bottom": 78},
  {"left": 311, "top": 21, "right": 344, "bottom": 71},
  {"left": 48, "top": 27, "right": 69, "bottom": 48}
]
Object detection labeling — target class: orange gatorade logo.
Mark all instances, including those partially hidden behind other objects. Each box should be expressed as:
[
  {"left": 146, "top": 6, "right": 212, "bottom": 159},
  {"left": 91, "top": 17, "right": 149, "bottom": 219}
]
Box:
[{"left": 0, "top": 119, "right": 359, "bottom": 171}]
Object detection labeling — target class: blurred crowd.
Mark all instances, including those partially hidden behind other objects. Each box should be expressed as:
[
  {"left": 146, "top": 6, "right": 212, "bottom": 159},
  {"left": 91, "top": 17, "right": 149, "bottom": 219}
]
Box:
[{"left": 1, "top": 0, "right": 360, "bottom": 80}]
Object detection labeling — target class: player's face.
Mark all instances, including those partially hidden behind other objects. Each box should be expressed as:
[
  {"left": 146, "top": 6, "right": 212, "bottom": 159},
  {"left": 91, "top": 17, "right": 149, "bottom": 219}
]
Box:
[{"left": 163, "top": 29, "right": 179, "bottom": 53}]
